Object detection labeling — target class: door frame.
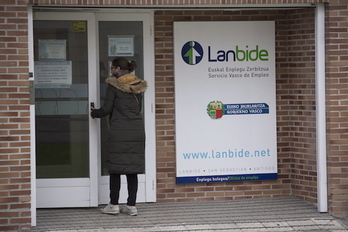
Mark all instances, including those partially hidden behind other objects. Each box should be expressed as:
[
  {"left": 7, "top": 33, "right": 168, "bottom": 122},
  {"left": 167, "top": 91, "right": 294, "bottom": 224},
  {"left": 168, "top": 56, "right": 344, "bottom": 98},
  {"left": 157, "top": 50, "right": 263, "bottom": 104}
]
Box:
[{"left": 30, "top": 9, "right": 156, "bottom": 212}]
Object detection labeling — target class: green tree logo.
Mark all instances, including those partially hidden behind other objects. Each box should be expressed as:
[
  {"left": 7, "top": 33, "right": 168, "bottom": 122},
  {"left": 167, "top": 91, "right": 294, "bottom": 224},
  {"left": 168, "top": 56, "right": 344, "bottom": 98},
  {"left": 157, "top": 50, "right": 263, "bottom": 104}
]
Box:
[{"left": 181, "top": 41, "right": 204, "bottom": 65}]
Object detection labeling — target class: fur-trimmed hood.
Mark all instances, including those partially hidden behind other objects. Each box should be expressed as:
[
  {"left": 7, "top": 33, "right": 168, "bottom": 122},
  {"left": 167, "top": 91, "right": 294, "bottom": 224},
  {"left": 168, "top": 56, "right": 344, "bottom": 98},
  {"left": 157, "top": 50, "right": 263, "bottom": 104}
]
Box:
[{"left": 105, "top": 74, "right": 147, "bottom": 94}]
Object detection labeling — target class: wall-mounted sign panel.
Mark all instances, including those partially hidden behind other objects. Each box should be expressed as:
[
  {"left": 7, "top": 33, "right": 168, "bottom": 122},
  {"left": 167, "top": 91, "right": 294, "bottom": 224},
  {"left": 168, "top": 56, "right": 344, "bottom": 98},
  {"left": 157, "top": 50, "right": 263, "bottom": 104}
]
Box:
[
  {"left": 174, "top": 21, "right": 277, "bottom": 184},
  {"left": 34, "top": 61, "right": 72, "bottom": 88}
]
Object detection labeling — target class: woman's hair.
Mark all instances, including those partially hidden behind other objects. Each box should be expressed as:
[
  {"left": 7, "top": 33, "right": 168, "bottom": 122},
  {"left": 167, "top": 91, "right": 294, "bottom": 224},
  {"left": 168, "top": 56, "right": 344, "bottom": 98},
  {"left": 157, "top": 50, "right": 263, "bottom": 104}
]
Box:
[{"left": 112, "top": 57, "right": 137, "bottom": 72}]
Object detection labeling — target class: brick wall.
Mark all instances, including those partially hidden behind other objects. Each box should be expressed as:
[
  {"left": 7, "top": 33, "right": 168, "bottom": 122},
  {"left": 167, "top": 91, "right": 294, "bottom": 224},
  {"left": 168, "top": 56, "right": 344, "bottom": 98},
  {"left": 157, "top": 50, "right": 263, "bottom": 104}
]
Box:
[
  {"left": 326, "top": 1, "right": 348, "bottom": 218},
  {"left": 283, "top": 9, "right": 317, "bottom": 204},
  {"left": 153, "top": 3, "right": 348, "bottom": 218},
  {"left": 154, "top": 8, "right": 318, "bottom": 203},
  {"left": 0, "top": 0, "right": 347, "bottom": 230},
  {"left": 29, "top": 0, "right": 329, "bottom": 5},
  {"left": 0, "top": 0, "right": 31, "bottom": 231}
]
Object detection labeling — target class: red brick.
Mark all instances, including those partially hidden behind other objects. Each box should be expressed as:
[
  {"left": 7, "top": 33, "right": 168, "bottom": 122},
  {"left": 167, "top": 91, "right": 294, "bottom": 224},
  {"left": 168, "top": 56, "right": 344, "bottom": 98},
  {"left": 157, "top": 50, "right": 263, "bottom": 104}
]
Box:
[{"left": 0, "top": 2, "right": 347, "bottom": 230}]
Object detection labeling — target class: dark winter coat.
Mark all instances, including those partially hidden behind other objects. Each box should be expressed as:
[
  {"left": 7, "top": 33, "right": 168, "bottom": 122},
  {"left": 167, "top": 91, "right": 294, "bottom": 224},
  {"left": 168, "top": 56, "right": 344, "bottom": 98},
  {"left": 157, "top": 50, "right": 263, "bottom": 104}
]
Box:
[{"left": 91, "top": 74, "right": 147, "bottom": 174}]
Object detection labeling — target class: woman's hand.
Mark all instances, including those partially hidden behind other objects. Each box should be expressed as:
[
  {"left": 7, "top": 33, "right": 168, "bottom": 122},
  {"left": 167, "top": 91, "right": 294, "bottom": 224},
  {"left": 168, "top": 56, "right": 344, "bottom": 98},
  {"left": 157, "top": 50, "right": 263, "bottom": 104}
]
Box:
[{"left": 90, "top": 106, "right": 95, "bottom": 119}]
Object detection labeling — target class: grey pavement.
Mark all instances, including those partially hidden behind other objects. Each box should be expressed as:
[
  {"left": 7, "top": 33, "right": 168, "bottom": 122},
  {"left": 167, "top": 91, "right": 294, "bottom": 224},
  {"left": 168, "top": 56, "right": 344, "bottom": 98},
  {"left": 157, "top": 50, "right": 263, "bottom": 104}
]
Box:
[{"left": 30, "top": 196, "right": 348, "bottom": 231}]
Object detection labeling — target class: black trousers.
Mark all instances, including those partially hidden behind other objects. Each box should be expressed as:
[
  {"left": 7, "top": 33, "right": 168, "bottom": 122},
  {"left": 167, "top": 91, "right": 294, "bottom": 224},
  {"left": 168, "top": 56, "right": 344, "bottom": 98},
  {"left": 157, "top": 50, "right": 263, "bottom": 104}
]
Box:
[{"left": 109, "top": 173, "right": 138, "bottom": 206}]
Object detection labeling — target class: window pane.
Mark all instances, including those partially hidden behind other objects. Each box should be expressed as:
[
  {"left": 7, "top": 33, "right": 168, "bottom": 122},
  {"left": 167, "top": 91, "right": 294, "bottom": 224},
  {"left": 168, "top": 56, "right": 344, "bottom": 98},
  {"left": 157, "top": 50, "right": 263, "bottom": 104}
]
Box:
[
  {"left": 98, "top": 21, "right": 144, "bottom": 176},
  {"left": 34, "top": 20, "right": 89, "bottom": 178}
]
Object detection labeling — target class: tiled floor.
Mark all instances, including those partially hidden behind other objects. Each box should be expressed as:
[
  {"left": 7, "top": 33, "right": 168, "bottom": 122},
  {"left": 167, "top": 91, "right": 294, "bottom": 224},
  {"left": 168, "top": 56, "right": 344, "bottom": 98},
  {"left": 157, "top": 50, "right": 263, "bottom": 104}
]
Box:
[{"left": 31, "top": 196, "right": 348, "bottom": 232}]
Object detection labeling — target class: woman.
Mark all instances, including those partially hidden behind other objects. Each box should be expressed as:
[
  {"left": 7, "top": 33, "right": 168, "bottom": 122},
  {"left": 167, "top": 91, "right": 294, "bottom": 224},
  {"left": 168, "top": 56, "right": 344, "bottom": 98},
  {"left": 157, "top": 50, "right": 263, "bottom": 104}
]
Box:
[{"left": 91, "top": 57, "right": 147, "bottom": 216}]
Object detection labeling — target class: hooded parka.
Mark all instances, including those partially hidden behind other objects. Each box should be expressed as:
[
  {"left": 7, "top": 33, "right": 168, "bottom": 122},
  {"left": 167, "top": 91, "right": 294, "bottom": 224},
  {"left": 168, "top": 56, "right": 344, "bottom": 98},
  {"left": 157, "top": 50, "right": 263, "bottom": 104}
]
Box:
[{"left": 91, "top": 74, "right": 147, "bottom": 174}]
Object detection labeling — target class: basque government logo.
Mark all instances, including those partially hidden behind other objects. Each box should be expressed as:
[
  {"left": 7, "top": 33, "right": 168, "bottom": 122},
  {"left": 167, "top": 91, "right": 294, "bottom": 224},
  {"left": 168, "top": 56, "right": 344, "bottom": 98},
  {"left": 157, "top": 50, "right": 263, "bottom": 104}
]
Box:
[
  {"left": 207, "top": 101, "right": 270, "bottom": 119},
  {"left": 181, "top": 41, "right": 204, "bottom": 65}
]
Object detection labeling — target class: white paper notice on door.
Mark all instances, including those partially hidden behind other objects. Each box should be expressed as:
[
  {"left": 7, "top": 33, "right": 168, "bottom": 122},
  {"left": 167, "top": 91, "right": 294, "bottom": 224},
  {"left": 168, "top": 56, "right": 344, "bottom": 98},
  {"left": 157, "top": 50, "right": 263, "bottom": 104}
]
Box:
[
  {"left": 34, "top": 61, "right": 72, "bottom": 88},
  {"left": 108, "top": 35, "right": 134, "bottom": 57},
  {"left": 39, "top": 40, "right": 67, "bottom": 61}
]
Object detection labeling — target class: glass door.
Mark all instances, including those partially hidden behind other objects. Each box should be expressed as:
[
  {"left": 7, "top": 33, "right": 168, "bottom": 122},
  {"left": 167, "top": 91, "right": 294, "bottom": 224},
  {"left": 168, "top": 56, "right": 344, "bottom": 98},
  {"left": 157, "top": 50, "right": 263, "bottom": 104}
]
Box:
[
  {"left": 34, "top": 21, "right": 89, "bottom": 179},
  {"left": 32, "top": 11, "right": 156, "bottom": 208},
  {"left": 96, "top": 13, "right": 156, "bottom": 205},
  {"left": 34, "top": 12, "right": 98, "bottom": 208}
]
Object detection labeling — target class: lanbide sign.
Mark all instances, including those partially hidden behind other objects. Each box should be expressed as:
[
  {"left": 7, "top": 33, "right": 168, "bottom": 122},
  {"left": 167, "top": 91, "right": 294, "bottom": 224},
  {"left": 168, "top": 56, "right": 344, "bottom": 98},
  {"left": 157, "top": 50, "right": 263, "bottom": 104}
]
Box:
[{"left": 174, "top": 21, "right": 277, "bottom": 184}]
